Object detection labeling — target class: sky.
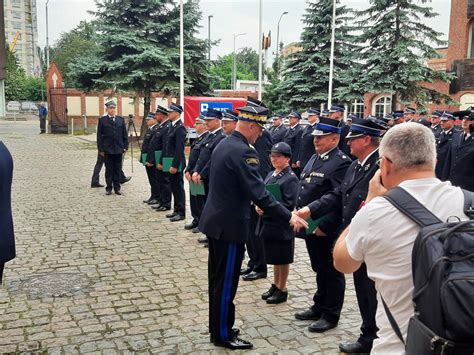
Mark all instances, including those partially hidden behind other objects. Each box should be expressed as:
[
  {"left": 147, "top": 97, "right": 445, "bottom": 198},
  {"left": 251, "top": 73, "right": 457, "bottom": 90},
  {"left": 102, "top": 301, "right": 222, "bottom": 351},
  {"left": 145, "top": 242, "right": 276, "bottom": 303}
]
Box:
[{"left": 35, "top": 0, "right": 452, "bottom": 62}]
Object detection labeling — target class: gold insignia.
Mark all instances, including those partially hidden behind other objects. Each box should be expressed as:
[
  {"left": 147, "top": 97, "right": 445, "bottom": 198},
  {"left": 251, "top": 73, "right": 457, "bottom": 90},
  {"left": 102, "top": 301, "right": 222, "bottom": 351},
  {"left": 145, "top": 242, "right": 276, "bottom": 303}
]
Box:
[{"left": 246, "top": 158, "right": 260, "bottom": 165}]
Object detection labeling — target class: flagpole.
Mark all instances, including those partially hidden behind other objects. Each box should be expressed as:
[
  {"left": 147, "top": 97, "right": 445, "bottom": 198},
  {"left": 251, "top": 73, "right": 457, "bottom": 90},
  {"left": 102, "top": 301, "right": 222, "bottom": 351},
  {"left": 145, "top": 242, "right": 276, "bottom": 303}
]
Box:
[
  {"left": 179, "top": 0, "right": 184, "bottom": 117},
  {"left": 258, "top": 0, "right": 263, "bottom": 101},
  {"left": 327, "top": 0, "right": 336, "bottom": 109}
]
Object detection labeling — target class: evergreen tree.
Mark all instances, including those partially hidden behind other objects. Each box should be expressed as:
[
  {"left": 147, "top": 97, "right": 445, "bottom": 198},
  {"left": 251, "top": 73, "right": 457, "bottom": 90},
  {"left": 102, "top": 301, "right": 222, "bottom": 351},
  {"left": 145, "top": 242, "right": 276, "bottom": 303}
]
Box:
[
  {"left": 277, "top": 0, "right": 359, "bottom": 110},
  {"left": 349, "top": 0, "right": 453, "bottom": 110}
]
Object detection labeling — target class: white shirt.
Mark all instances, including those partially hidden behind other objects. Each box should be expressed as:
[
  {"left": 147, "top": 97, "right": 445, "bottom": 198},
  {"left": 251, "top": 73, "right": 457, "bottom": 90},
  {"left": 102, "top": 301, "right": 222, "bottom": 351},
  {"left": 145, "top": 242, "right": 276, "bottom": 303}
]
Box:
[
  {"left": 346, "top": 178, "right": 468, "bottom": 354},
  {"left": 210, "top": 127, "right": 222, "bottom": 134},
  {"left": 359, "top": 148, "right": 379, "bottom": 166}
]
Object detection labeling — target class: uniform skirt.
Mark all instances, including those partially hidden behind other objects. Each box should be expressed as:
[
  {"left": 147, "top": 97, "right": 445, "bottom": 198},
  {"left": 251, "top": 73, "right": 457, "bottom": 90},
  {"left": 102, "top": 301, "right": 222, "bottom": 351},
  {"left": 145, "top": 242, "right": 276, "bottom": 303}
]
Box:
[{"left": 263, "top": 238, "right": 295, "bottom": 265}]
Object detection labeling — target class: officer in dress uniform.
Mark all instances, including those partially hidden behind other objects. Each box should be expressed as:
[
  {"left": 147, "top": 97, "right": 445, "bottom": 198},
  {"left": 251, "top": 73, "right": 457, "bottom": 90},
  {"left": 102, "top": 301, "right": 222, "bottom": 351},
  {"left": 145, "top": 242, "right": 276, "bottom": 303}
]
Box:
[
  {"left": 184, "top": 116, "right": 209, "bottom": 231},
  {"left": 283, "top": 111, "right": 303, "bottom": 176},
  {"left": 298, "top": 107, "right": 320, "bottom": 170},
  {"left": 142, "top": 112, "right": 161, "bottom": 205},
  {"left": 443, "top": 109, "right": 474, "bottom": 192},
  {"left": 293, "top": 116, "right": 352, "bottom": 333},
  {"left": 392, "top": 111, "right": 405, "bottom": 125},
  {"left": 435, "top": 111, "right": 457, "bottom": 179},
  {"left": 149, "top": 106, "right": 172, "bottom": 212},
  {"left": 430, "top": 111, "right": 443, "bottom": 140},
  {"left": 199, "top": 98, "right": 307, "bottom": 350},
  {"left": 222, "top": 110, "right": 239, "bottom": 135},
  {"left": 404, "top": 106, "right": 417, "bottom": 122},
  {"left": 346, "top": 113, "right": 357, "bottom": 127},
  {"left": 268, "top": 113, "right": 288, "bottom": 143},
  {"left": 161, "top": 103, "right": 186, "bottom": 222},
  {"left": 296, "top": 117, "right": 386, "bottom": 353},
  {"left": 328, "top": 104, "right": 352, "bottom": 157},
  {"left": 382, "top": 113, "right": 395, "bottom": 128},
  {"left": 96, "top": 100, "right": 129, "bottom": 195},
  {"left": 193, "top": 109, "right": 226, "bottom": 245}
]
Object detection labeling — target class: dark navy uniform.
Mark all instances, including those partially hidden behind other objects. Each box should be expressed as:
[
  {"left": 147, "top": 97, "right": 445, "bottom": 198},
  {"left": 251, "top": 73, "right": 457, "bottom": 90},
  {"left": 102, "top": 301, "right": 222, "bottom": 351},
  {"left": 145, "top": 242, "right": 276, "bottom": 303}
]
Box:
[
  {"left": 147, "top": 118, "right": 172, "bottom": 209},
  {"left": 431, "top": 124, "right": 442, "bottom": 140},
  {"left": 443, "top": 131, "right": 474, "bottom": 192},
  {"left": 186, "top": 130, "right": 209, "bottom": 224},
  {"left": 142, "top": 119, "right": 160, "bottom": 201},
  {"left": 0, "top": 141, "right": 15, "bottom": 284},
  {"left": 163, "top": 118, "right": 187, "bottom": 218},
  {"left": 194, "top": 128, "right": 226, "bottom": 187},
  {"left": 269, "top": 123, "right": 287, "bottom": 143},
  {"left": 97, "top": 113, "right": 128, "bottom": 192},
  {"left": 296, "top": 145, "right": 351, "bottom": 325},
  {"left": 338, "top": 123, "right": 352, "bottom": 157},
  {"left": 298, "top": 123, "right": 317, "bottom": 170},
  {"left": 283, "top": 124, "right": 303, "bottom": 174},
  {"left": 435, "top": 127, "right": 456, "bottom": 179}
]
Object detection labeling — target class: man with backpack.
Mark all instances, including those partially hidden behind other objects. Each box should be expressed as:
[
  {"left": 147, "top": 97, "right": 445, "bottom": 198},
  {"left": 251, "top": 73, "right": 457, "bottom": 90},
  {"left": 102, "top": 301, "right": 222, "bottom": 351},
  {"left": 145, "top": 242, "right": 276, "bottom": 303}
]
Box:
[{"left": 333, "top": 123, "right": 473, "bottom": 354}]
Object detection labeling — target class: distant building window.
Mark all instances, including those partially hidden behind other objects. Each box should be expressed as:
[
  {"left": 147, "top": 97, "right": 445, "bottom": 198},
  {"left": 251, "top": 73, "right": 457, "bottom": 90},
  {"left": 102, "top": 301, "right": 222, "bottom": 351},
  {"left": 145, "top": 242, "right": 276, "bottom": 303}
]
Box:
[
  {"left": 11, "top": 0, "right": 21, "bottom": 7},
  {"left": 12, "top": 21, "right": 22, "bottom": 30},
  {"left": 12, "top": 10, "right": 21, "bottom": 19},
  {"left": 349, "top": 100, "right": 364, "bottom": 118},
  {"left": 372, "top": 95, "right": 391, "bottom": 117},
  {"left": 469, "top": 22, "right": 474, "bottom": 59}
]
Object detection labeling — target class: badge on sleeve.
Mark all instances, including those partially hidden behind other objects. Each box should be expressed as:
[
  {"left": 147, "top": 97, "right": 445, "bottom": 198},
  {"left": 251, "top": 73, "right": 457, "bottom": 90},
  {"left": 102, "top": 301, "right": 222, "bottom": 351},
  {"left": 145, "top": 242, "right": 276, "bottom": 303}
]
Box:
[{"left": 246, "top": 157, "right": 260, "bottom": 166}]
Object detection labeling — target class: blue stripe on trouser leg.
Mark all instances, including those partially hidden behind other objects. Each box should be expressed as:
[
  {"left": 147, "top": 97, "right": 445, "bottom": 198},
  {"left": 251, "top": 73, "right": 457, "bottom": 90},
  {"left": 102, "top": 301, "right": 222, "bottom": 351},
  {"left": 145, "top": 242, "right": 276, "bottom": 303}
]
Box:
[{"left": 219, "top": 243, "right": 237, "bottom": 341}]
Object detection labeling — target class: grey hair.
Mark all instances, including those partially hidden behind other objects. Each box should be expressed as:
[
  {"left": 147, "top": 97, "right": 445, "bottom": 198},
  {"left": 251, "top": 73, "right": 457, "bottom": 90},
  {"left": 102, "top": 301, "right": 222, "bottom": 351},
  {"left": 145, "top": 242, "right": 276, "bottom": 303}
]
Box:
[
  {"left": 369, "top": 136, "right": 381, "bottom": 146},
  {"left": 379, "top": 122, "right": 436, "bottom": 170}
]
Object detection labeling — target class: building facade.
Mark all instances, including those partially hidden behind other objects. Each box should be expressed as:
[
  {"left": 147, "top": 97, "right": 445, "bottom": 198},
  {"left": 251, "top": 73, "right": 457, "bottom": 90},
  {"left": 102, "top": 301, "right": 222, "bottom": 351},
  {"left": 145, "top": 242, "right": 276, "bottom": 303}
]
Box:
[{"left": 4, "top": 0, "right": 39, "bottom": 75}]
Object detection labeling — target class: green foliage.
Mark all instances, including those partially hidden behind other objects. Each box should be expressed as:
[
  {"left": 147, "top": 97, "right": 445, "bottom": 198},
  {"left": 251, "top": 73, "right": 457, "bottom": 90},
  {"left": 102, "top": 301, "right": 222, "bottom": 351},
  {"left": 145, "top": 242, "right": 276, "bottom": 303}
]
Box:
[{"left": 209, "top": 47, "right": 259, "bottom": 90}]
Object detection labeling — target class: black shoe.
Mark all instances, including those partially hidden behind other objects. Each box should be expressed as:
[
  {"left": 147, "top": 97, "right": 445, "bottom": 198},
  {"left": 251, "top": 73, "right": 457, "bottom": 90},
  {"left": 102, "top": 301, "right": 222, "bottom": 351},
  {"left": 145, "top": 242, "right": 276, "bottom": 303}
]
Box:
[
  {"left": 308, "top": 319, "right": 337, "bottom": 333},
  {"left": 240, "top": 266, "right": 253, "bottom": 276},
  {"left": 170, "top": 215, "right": 185, "bottom": 222},
  {"left": 213, "top": 336, "right": 253, "bottom": 350},
  {"left": 197, "top": 237, "right": 208, "bottom": 244},
  {"left": 155, "top": 206, "right": 170, "bottom": 212},
  {"left": 294, "top": 308, "right": 321, "bottom": 321},
  {"left": 105, "top": 190, "right": 112, "bottom": 196},
  {"left": 242, "top": 271, "right": 267, "bottom": 281},
  {"left": 143, "top": 197, "right": 152, "bottom": 203},
  {"left": 339, "top": 341, "right": 372, "bottom": 354},
  {"left": 266, "top": 289, "right": 288, "bottom": 304},
  {"left": 146, "top": 199, "right": 159, "bottom": 205},
  {"left": 203, "top": 243, "right": 208, "bottom": 248},
  {"left": 115, "top": 190, "right": 122, "bottom": 195},
  {"left": 261, "top": 284, "right": 277, "bottom": 300},
  {"left": 121, "top": 176, "right": 132, "bottom": 184},
  {"left": 184, "top": 221, "right": 198, "bottom": 230},
  {"left": 91, "top": 183, "right": 104, "bottom": 188},
  {"left": 166, "top": 212, "right": 178, "bottom": 218},
  {"left": 192, "top": 227, "right": 200, "bottom": 233},
  {"left": 210, "top": 328, "right": 240, "bottom": 343}
]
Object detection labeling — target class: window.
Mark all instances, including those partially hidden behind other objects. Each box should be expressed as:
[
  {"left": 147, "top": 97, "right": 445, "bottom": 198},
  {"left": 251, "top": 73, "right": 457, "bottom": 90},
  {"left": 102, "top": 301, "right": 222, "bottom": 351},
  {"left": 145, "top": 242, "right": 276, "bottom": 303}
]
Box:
[
  {"left": 12, "top": 21, "right": 22, "bottom": 30},
  {"left": 349, "top": 99, "right": 364, "bottom": 118},
  {"left": 372, "top": 95, "right": 392, "bottom": 117},
  {"left": 11, "top": 0, "right": 21, "bottom": 7},
  {"left": 12, "top": 10, "right": 21, "bottom": 19},
  {"left": 469, "top": 22, "right": 474, "bottom": 59},
  {"left": 460, "top": 93, "right": 474, "bottom": 110}
]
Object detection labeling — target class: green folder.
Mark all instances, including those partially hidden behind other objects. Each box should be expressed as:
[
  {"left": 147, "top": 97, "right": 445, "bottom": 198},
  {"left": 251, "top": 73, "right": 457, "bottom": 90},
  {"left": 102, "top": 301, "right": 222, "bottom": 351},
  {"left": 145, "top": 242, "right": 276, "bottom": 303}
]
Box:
[
  {"left": 162, "top": 157, "right": 182, "bottom": 172},
  {"left": 266, "top": 183, "right": 282, "bottom": 201},
  {"left": 306, "top": 216, "right": 327, "bottom": 235},
  {"left": 154, "top": 151, "right": 162, "bottom": 167},
  {"left": 141, "top": 153, "right": 147, "bottom": 165},
  {"left": 190, "top": 182, "right": 206, "bottom": 196}
]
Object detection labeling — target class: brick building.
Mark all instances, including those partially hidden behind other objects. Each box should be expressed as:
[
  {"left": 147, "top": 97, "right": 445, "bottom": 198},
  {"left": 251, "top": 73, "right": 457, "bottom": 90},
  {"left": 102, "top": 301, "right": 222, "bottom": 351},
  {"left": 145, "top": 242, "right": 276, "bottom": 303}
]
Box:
[{"left": 359, "top": 0, "right": 474, "bottom": 117}]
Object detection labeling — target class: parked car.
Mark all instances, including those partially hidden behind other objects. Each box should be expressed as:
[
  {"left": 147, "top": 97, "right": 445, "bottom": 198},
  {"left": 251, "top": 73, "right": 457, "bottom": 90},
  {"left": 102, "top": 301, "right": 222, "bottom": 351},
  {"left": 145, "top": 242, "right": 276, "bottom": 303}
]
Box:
[
  {"left": 6, "top": 101, "right": 21, "bottom": 112},
  {"left": 21, "top": 101, "right": 38, "bottom": 113}
]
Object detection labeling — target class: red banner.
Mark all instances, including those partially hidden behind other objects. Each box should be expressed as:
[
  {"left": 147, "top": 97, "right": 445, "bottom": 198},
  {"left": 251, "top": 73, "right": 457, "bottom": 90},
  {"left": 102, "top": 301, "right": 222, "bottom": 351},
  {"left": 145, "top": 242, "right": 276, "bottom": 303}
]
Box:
[{"left": 183, "top": 96, "right": 247, "bottom": 127}]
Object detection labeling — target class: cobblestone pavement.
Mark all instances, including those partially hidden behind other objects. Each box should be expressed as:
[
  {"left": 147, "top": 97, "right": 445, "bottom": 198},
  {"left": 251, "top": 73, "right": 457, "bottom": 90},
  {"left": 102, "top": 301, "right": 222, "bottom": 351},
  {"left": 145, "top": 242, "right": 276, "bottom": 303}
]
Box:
[{"left": 0, "top": 120, "right": 362, "bottom": 354}]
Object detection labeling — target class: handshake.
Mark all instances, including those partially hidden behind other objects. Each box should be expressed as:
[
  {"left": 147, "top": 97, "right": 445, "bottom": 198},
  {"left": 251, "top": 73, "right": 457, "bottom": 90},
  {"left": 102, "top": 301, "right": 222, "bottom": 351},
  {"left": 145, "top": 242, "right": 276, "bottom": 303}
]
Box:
[{"left": 255, "top": 205, "right": 310, "bottom": 233}]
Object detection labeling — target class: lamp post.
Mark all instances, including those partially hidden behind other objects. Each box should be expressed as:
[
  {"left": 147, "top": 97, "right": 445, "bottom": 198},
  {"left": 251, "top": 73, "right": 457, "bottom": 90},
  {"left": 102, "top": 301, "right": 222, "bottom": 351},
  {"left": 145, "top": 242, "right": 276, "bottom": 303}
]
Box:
[
  {"left": 179, "top": 0, "right": 184, "bottom": 112},
  {"left": 46, "top": 0, "right": 50, "bottom": 69},
  {"left": 327, "top": 0, "right": 337, "bottom": 108},
  {"left": 232, "top": 33, "right": 246, "bottom": 90},
  {"left": 276, "top": 11, "right": 288, "bottom": 73},
  {"left": 258, "top": 0, "right": 263, "bottom": 100},
  {"left": 208, "top": 15, "right": 213, "bottom": 61}
]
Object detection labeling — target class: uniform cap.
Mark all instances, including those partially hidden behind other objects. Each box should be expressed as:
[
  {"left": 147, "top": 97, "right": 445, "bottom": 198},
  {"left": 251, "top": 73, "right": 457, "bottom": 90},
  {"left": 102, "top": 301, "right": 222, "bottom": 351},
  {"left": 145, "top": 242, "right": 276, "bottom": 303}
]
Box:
[
  {"left": 105, "top": 100, "right": 116, "bottom": 108},
  {"left": 236, "top": 97, "right": 268, "bottom": 127},
  {"left": 268, "top": 142, "right": 292, "bottom": 157},
  {"left": 307, "top": 107, "right": 320, "bottom": 116},
  {"left": 440, "top": 111, "right": 455, "bottom": 120},
  {"left": 392, "top": 111, "right": 405, "bottom": 119},
  {"left": 346, "top": 113, "right": 358, "bottom": 121},
  {"left": 202, "top": 108, "right": 223, "bottom": 120},
  {"left": 312, "top": 117, "right": 342, "bottom": 136},
  {"left": 222, "top": 110, "right": 239, "bottom": 122},
  {"left": 346, "top": 117, "right": 387, "bottom": 139},
  {"left": 329, "top": 104, "right": 345, "bottom": 113},
  {"left": 287, "top": 111, "right": 302, "bottom": 120},
  {"left": 156, "top": 105, "right": 170, "bottom": 115},
  {"left": 404, "top": 107, "right": 416, "bottom": 115},
  {"left": 169, "top": 103, "right": 183, "bottom": 114},
  {"left": 195, "top": 114, "right": 205, "bottom": 124},
  {"left": 431, "top": 110, "right": 442, "bottom": 118},
  {"left": 146, "top": 112, "right": 156, "bottom": 120}
]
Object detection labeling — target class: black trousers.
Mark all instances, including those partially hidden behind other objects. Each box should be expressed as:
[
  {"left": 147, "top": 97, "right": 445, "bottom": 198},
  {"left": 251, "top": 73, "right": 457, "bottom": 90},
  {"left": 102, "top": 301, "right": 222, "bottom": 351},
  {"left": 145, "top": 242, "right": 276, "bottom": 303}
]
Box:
[
  {"left": 305, "top": 236, "right": 345, "bottom": 324},
  {"left": 157, "top": 171, "right": 171, "bottom": 209},
  {"left": 170, "top": 171, "right": 186, "bottom": 217},
  {"left": 0, "top": 263, "right": 4, "bottom": 285},
  {"left": 245, "top": 207, "right": 267, "bottom": 273},
  {"left": 190, "top": 191, "right": 206, "bottom": 223},
  {"left": 354, "top": 263, "right": 378, "bottom": 345},
  {"left": 39, "top": 117, "right": 46, "bottom": 133},
  {"left": 208, "top": 238, "right": 245, "bottom": 342},
  {"left": 145, "top": 166, "right": 160, "bottom": 200},
  {"left": 91, "top": 153, "right": 126, "bottom": 186},
  {"left": 104, "top": 153, "right": 123, "bottom": 192}
]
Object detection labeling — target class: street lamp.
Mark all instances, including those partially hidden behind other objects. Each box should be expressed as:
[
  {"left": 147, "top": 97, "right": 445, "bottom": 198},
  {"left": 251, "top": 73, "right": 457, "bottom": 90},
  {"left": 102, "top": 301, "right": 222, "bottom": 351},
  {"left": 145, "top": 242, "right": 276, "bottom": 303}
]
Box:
[
  {"left": 208, "top": 15, "right": 213, "bottom": 61},
  {"left": 276, "top": 11, "right": 288, "bottom": 73},
  {"left": 327, "top": 0, "right": 337, "bottom": 108},
  {"left": 45, "top": 0, "right": 50, "bottom": 69},
  {"left": 232, "top": 32, "right": 246, "bottom": 90}
]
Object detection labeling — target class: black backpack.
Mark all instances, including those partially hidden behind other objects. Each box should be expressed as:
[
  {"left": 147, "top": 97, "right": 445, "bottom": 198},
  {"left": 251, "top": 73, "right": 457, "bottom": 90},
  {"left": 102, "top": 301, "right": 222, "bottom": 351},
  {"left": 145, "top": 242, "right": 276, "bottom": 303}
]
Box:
[{"left": 382, "top": 187, "right": 474, "bottom": 355}]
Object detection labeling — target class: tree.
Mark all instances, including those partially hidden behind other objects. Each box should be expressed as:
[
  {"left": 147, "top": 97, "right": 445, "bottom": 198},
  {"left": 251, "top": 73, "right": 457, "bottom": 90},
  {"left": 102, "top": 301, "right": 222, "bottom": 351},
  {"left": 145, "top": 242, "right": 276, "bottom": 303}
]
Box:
[
  {"left": 69, "top": 0, "right": 212, "bottom": 134},
  {"left": 277, "top": 0, "right": 359, "bottom": 110},
  {"left": 263, "top": 49, "right": 288, "bottom": 113},
  {"left": 348, "top": 0, "right": 453, "bottom": 111},
  {"left": 209, "top": 47, "right": 259, "bottom": 90}
]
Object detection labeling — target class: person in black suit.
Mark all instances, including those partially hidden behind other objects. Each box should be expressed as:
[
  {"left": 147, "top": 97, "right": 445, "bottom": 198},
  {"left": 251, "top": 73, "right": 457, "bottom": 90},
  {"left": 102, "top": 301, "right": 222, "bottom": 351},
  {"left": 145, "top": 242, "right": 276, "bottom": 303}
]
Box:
[
  {"left": 241, "top": 125, "right": 273, "bottom": 281},
  {"left": 293, "top": 117, "right": 352, "bottom": 333},
  {"left": 297, "top": 117, "right": 386, "bottom": 353},
  {"left": 328, "top": 104, "right": 352, "bottom": 157},
  {"left": 257, "top": 142, "right": 299, "bottom": 304},
  {"left": 298, "top": 107, "right": 320, "bottom": 170},
  {"left": 199, "top": 98, "right": 307, "bottom": 350},
  {"left": 184, "top": 115, "right": 209, "bottom": 231},
  {"left": 142, "top": 112, "right": 161, "bottom": 205},
  {"left": 268, "top": 113, "right": 287, "bottom": 143},
  {"left": 149, "top": 106, "right": 173, "bottom": 212},
  {"left": 193, "top": 109, "right": 226, "bottom": 245},
  {"left": 96, "top": 100, "right": 129, "bottom": 195},
  {"left": 0, "top": 141, "right": 15, "bottom": 285},
  {"left": 162, "top": 103, "right": 186, "bottom": 222},
  {"left": 222, "top": 110, "right": 238, "bottom": 136},
  {"left": 283, "top": 111, "right": 303, "bottom": 176},
  {"left": 435, "top": 111, "right": 457, "bottom": 179},
  {"left": 443, "top": 109, "right": 474, "bottom": 192},
  {"left": 430, "top": 111, "right": 442, "bottom": 141}
]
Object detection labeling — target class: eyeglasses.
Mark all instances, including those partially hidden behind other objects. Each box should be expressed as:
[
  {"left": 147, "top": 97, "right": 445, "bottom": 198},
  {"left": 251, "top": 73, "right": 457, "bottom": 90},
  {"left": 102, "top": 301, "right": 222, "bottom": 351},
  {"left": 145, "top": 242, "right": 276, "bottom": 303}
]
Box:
[{"left": 376, "top": 156, "right": 393, "bottom": 167}]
